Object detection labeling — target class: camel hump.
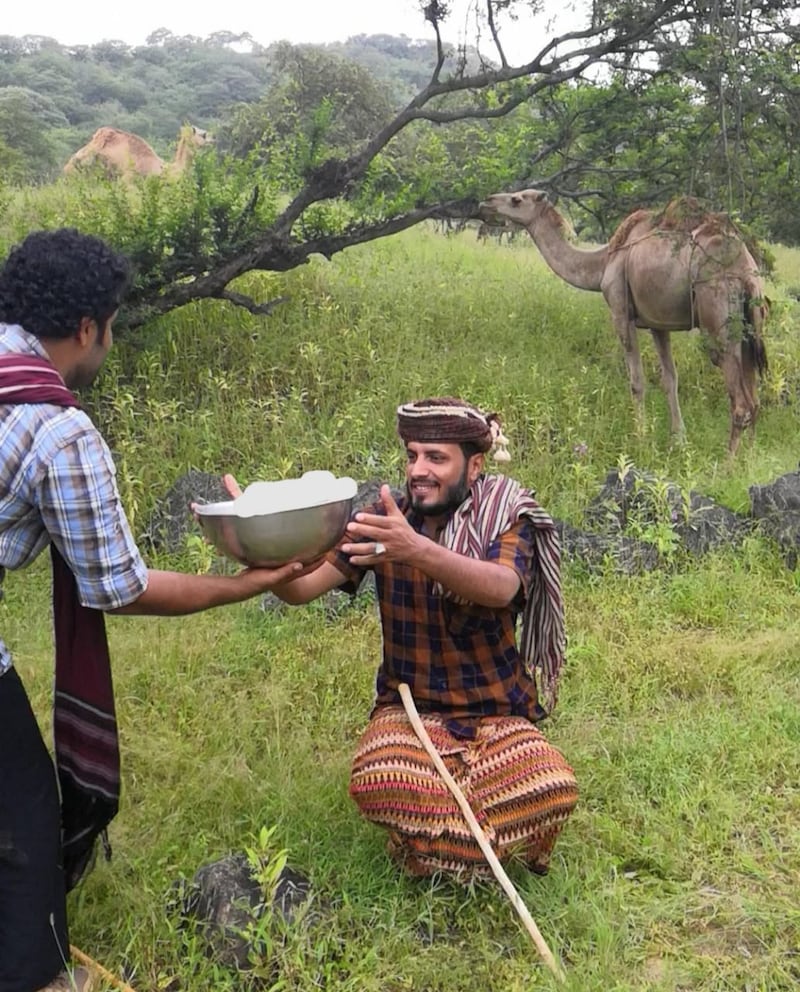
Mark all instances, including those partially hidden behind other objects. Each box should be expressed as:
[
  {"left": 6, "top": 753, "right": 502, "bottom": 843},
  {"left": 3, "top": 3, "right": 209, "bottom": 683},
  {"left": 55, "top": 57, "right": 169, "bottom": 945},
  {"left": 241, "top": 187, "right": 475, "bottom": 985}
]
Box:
[
  {"left": 610, "top": 197, "right": 749, "bottom": 252},
  {"left": 656, "top": 195, "right": 710, "bottom": 232},
  {"left": 89, "top": 127, "right": 128, "bottom": 148},
  {"left": 91, "top": 127, "right": 159, "bottom": 158},
  {"left": 609, "top": 209, "right": 652, "bottom": 249},
  {"left": 64, "top": 126, "right": 163, "bottom": 177}
]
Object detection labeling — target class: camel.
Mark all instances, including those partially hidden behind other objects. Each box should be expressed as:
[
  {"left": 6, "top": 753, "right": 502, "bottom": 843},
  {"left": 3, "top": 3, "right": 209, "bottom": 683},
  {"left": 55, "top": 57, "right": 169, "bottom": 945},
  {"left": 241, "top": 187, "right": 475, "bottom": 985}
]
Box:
[
  {"left": 63, "top": 123, "right": 213, "bottom": 179},
  {"left": 479, "top": 189, "right": 769, "bottom": 454}
]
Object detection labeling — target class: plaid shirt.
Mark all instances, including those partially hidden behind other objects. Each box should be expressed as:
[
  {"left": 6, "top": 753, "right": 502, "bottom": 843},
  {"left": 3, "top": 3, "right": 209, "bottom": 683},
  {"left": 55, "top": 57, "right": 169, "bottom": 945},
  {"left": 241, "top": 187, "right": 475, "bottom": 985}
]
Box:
[
  {"left": 0, "top": 324, "right": 148, "bottom": 675},
  {"left": 330, "top": 495, "right": 541, "bottom": 735}
]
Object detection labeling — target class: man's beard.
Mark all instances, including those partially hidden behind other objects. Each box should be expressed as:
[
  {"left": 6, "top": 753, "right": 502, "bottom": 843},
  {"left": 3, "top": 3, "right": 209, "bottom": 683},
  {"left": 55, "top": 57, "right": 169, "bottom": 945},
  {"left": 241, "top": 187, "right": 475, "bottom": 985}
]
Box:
[{"left": 407, "top": 465, "right": 471, "bottom": 517}]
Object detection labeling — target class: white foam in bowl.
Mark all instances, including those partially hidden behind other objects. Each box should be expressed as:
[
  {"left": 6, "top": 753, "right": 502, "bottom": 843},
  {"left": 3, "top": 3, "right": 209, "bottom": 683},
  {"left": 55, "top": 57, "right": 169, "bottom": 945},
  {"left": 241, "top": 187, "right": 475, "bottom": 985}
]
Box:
[{"left": 235, "top": 471, "right": 357, "bottom": 518}]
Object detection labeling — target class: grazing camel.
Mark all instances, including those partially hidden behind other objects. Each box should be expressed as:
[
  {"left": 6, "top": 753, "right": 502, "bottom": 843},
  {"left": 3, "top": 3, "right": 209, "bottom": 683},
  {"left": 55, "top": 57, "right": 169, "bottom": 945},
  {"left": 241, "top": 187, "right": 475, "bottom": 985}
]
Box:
[
  {"left": 63, "top": 123, "right": 213, "bottom": 179},
  {"left": 479, "top": 189, "right": 769, "bottom": 454}
]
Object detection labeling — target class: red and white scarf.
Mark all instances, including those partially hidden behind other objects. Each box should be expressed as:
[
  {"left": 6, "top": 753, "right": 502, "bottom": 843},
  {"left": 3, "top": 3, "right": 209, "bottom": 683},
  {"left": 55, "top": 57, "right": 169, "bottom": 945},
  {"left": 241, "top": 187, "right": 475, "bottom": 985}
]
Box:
[{"left": 0, "top": 352, "right": 119, "bottom": 890}]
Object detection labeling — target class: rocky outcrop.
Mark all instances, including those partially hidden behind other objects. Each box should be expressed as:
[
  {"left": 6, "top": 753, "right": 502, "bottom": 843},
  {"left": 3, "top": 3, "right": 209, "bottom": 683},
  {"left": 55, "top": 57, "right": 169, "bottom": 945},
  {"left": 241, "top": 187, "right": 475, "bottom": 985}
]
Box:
[
  {"left": 175, "top": 853, "right": 314, "bottom": 970},
  {"left": 144, "top": 466, "right": 800, "bottom": 580}
]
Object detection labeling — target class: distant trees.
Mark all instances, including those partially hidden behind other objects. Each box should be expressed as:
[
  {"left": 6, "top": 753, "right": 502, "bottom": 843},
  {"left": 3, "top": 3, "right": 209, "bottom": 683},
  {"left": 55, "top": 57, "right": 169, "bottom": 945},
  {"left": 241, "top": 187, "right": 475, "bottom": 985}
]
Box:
[
  {"left": 219, "top": 43, "right": 396, "bottom": 159},
  {"left": 0, "top": 85, "right": 68, "bottom": 180}
]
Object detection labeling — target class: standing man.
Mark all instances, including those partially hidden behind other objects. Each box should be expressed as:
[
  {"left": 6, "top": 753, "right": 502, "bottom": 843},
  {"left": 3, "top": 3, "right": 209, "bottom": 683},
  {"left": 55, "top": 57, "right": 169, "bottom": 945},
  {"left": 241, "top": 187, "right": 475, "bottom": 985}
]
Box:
[
  {"left": 267, "top": 397, "right": 578, "bottom": 880},
  {"left": 0, "top": 228, "right": 305, "bottom": 992}
]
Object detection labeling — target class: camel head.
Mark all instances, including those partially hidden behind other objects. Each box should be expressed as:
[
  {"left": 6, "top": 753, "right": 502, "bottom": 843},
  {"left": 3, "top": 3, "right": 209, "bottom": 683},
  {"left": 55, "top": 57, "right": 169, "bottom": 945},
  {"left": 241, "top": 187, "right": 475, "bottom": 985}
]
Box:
[
  {"left": 181, "top": 123, "right": 215, "bottom": 148},
  {"left": 479, "top": 189, "right": 549, "bottom": 229}
]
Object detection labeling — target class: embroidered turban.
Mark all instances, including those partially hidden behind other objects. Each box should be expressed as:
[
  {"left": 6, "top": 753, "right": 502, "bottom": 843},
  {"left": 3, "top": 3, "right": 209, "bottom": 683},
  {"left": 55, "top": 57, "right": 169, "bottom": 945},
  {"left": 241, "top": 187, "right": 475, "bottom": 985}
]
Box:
[{"left": 397, "top": 397, "right": 510, "bottom": 462}]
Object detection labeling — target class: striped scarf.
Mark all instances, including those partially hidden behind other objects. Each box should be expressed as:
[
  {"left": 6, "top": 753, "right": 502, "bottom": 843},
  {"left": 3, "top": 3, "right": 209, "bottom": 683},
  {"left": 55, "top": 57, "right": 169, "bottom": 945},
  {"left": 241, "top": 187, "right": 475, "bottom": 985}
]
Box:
[
  {"left": 0, "top": 352, "right": 119, "bottom": 891},
  {"left": 437, "top": 474, "right": 565, "bottom": 714}
]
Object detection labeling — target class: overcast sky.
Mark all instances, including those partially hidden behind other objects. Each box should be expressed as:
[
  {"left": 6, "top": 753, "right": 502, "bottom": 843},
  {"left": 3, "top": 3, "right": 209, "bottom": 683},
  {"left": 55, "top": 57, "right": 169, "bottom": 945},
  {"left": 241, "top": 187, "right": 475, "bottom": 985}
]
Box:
[{"left": 4, "top": 0, "right": 583, "bottom": 64}]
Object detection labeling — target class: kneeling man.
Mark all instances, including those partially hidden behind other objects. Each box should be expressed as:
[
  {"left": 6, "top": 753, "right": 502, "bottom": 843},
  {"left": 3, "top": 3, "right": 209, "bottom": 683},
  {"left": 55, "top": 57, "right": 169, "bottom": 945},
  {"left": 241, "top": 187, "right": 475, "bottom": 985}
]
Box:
[{"left": 271, "top": 397, "right": 578, "bottom": 879}]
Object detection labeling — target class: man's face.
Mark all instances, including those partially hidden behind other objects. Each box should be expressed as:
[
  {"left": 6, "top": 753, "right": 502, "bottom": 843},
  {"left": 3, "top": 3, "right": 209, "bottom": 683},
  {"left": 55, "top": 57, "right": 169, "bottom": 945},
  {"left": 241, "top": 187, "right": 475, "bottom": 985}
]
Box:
[
  {"left": 405, "top": 441, "right": 483, "bottom": 517},
  {"left": 67, "top": 313, "right": 115, "bottom": 389}
]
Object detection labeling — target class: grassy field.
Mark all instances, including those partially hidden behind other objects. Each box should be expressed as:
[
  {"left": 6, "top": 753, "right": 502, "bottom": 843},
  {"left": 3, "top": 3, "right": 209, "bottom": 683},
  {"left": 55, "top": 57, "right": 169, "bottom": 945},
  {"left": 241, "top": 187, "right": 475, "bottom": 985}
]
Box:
[{"left": 4, "top": 224, "right": 800, "bottom": 990}]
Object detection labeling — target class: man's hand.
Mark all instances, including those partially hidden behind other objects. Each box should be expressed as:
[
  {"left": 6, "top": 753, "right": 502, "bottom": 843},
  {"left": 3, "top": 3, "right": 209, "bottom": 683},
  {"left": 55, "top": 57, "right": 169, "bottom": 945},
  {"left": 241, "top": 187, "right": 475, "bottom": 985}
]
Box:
[
  {"left": 233, "top": 560, "right": 309, "bottom": 593},
  {"left": 342, "top": 484, "right": 422, "bottom": 565},
  {"left": 223, "top": 473, "right": 243, "bottom": 499}
]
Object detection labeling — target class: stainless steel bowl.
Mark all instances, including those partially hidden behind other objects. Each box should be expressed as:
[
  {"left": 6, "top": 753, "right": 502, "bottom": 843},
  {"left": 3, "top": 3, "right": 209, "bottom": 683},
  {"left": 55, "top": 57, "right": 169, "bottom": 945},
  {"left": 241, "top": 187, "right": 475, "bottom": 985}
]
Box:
[{"left": 195, "top": 473, "right": 356, "bottom": 567}]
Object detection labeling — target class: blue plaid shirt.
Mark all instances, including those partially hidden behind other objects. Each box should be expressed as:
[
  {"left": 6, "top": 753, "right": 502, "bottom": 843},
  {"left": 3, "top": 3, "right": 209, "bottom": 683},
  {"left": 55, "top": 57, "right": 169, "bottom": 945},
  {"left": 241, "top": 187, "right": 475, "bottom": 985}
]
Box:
[{"left": 0, "top": 324, "right": 148, "bottom": 674}]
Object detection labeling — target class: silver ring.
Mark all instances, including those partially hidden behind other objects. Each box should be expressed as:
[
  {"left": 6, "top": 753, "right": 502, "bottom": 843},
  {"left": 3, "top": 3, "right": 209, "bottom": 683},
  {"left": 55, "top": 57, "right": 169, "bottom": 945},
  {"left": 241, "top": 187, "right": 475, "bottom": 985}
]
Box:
[{"left": 373, "top": 541, "right": 387, "bottom": 556}]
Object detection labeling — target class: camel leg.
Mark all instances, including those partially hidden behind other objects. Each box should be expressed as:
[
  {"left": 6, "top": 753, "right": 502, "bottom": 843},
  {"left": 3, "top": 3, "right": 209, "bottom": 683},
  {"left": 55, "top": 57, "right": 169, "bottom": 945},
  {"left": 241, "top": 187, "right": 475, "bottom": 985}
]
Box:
[
  {"left": 697, "top": 286, "right": 757, "bottom": 456},
  {"left": 649, "top": 329, "right": 685, "bottom": 441},
  {"left": 711, "top": 344, "right": 754, "bottom": 456},
  {"left": 609, "top": 310, "right": 646, "bottom": 434}
]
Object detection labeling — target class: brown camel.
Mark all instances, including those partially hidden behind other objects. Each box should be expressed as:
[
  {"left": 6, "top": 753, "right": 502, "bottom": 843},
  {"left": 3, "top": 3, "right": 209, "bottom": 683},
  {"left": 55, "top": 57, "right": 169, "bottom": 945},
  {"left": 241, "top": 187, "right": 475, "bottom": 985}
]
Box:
[
  {"left": 479, "top": 189, "right": 769, "bottom": 454},
  {"left": 63, "top": 123, "right": 213, "bottom": 179}
]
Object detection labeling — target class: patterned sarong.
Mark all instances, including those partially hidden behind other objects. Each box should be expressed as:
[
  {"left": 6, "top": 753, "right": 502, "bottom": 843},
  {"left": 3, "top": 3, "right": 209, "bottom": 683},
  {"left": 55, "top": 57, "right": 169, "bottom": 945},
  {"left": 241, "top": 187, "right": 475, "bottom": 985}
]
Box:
[{"left": 350, "top": 705, "right": 578, "bottom": 879}]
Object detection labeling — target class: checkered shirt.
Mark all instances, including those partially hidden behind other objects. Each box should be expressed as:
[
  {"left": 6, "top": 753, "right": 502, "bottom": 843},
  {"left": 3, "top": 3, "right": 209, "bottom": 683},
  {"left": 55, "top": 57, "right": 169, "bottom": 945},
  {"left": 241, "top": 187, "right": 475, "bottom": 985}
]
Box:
[
  {"left": 0, "top": 324, "right": 148, "bottom": 674},
  {"left": 330, "top": 497, "right": 541, "bottom": 734}
]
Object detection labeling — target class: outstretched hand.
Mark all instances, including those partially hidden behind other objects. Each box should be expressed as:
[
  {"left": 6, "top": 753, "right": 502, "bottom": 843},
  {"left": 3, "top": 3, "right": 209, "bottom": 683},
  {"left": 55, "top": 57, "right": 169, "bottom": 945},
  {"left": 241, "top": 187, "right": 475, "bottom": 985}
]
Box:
[
  {"left": 234, "top": 558, "right": 326, "bottom": 595},
  {"left": 342, "top": 484, "right": 421, "bottom": 565}
]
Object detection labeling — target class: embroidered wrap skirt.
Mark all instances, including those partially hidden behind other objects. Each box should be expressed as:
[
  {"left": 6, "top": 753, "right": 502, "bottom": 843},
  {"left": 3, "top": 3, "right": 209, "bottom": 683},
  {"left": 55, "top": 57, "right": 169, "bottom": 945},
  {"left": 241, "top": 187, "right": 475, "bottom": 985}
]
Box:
[{"left": 349, "top": 704, "right": 578, "bottom": 879}]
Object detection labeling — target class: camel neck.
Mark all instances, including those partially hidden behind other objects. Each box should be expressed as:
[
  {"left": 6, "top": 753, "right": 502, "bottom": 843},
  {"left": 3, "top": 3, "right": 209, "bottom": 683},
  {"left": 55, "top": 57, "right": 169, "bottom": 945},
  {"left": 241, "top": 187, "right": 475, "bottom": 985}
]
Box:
[{"left": 527, "top": 222, "right": 608, "bottom": 291}]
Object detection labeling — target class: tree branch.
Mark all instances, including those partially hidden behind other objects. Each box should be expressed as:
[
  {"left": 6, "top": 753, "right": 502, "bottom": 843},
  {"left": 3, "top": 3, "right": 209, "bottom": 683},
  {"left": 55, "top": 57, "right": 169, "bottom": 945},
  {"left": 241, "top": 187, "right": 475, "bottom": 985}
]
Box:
[
  {"left": 214, "top": 291, "right": 290, "bottom": 316},
  {"left": 109, "top": 0, "right": 702, "bottom": 330}
]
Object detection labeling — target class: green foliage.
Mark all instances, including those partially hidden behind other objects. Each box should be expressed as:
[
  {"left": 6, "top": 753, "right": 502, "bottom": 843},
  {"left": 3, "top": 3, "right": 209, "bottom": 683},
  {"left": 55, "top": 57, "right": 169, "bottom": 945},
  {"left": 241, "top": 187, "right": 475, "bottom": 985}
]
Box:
[
  {"left": 0, "top": 32, "right": 440, "bottom": 180},
  {"left": 0, "top": 85, "right": 68, "bottom": 180},
  {"left": 0, "top": 152, "right": 288, "bottom": 317}
]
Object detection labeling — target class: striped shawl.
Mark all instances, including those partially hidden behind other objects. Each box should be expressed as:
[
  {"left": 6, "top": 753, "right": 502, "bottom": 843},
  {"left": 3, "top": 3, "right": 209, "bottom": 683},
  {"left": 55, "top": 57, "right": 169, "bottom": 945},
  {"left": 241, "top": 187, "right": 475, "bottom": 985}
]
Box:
[{"left": 437, "top": 474, "right": 565, "bottom": 714}]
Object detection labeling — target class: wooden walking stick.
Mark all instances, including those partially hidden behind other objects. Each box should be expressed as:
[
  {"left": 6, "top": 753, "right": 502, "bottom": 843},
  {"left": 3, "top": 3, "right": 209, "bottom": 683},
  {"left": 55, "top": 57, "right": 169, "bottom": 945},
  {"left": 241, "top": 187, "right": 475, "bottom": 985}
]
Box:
[
  {"left": 69, "top": 946, "right": 139, "bottom": 992},
  {"left": 397, "top": 683, "right": 566, "bottom": 983}
]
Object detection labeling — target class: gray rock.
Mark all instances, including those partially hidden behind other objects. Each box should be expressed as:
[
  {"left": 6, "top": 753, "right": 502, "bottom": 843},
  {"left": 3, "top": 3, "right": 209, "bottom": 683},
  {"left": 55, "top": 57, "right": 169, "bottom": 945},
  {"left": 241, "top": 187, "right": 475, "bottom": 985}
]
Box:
[
  {"left": 177, "top": 852, "right": 314, "bottom": 970},
  {"left": 582, "top": 465, "right": 750, "bottom": 558},
  {"left": 557, "top": 521, "right": 661, "bottom": 575},
  {"left": 748, "top": 466, "right": 800, "bottom": 566},
  {"left": 754, "top": 509, "right": 800, "bottom": 569},
  {"left": 584, "top": 466, "right": 658, "bottom": 533},
  {"left": 675, "top": 491, "right": 752, "bottom": 557},
  {"left": 750, "top": 469, "right": 800, "bottom": 518},
  {"left": 141, "top": 470, "right": 229, "bottom": 553}
]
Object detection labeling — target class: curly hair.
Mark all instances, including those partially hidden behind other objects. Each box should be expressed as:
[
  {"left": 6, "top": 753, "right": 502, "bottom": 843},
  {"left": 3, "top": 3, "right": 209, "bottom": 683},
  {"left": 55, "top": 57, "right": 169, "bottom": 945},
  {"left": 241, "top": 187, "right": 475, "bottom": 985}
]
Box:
[{"left": 0, "top": 228, "right": 132, "bottom": 339}]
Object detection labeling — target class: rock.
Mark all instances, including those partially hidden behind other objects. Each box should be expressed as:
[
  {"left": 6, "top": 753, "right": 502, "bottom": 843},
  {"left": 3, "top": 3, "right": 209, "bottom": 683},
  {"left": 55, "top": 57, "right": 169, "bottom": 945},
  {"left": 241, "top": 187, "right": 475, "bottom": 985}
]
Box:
[
  {"left": 583, "top": 466, "right": 658, "bottom": 533},
  {"left": 675, "top": 491, "right": 752, "bottom": 557},
  {"left": 141, "top": 470, "right": 229, "bottom": 553},
  {"left": 749, "top": 469, "right": 800, "bottom": 518},
  {"left": 177, "top": 853, "right": 314, "bottom": 970},
  {"left": 582, "top": 465, "right": 750, "bottom": 558},
  {"left": 754, "top": 509, "right": 800, "bottom": 569},
  {"left": 557, "top": 521, "right": 661, "bottom": 575}
]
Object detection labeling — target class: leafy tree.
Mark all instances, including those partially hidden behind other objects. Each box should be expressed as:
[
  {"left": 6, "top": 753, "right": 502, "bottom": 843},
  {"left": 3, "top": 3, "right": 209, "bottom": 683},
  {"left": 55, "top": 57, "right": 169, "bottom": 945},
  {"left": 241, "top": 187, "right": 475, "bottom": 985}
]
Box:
[
  {"left": 219, "top": 43, "right": 395, "bottom": 158},
  {"left": 0, "top": 134, "right": 26, "bottom": 182},
  {"left": 0, "top": 86, "right": 68, "bottom": 179},
  {"left": 11, "top": 0, "right": 703, "bottom": 326}
]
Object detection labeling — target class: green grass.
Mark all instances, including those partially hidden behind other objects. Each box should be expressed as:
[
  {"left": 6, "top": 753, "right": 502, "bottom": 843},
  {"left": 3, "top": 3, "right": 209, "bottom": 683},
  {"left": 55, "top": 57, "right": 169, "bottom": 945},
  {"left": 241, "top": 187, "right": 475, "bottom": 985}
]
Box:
[{"left": 4, "top": 225, "right": 800, "bottom": 990}]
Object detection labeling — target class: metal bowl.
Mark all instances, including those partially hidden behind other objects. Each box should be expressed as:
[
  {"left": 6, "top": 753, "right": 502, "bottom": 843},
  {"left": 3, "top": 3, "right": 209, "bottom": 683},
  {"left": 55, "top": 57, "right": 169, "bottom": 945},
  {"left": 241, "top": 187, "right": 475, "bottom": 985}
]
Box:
[{"left": 195, "top": 472, "right": 357, "bottom": 567}]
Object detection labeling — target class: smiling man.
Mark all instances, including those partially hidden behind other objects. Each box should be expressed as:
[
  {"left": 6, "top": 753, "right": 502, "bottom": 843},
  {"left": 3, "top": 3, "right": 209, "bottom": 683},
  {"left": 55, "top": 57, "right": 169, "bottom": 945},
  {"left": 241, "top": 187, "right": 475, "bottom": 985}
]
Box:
[{"left": 269, "top": 397, "right": 578, "bottom": 880}]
